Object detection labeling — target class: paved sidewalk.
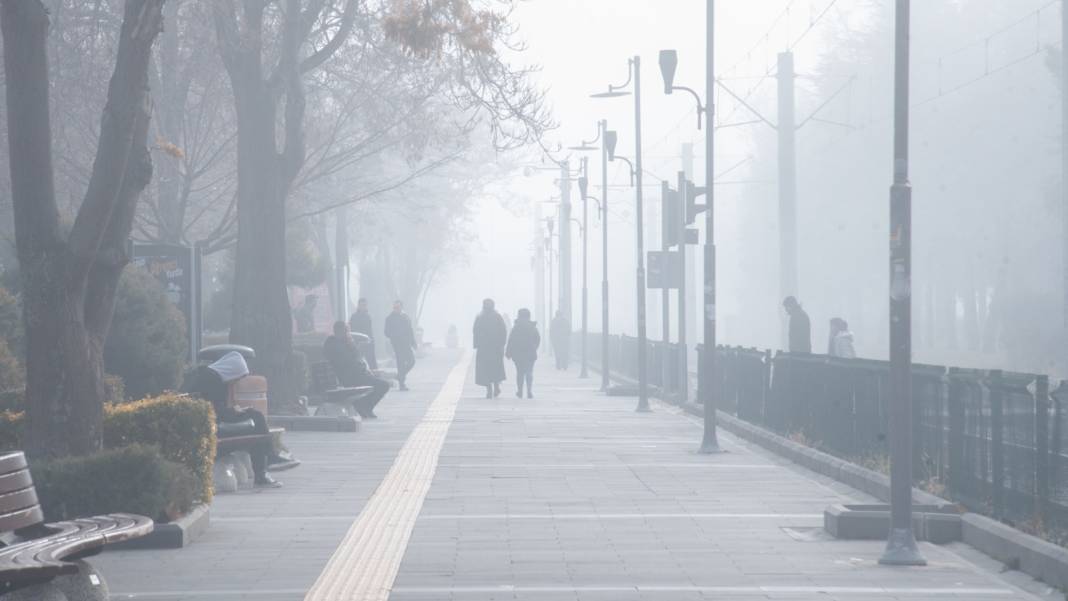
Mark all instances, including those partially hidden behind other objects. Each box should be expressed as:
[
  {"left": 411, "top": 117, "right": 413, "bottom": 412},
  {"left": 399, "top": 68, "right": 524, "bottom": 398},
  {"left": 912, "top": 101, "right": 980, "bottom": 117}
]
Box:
[{"left": 102, "top": 349, "right": 1060, "bottom": 601}]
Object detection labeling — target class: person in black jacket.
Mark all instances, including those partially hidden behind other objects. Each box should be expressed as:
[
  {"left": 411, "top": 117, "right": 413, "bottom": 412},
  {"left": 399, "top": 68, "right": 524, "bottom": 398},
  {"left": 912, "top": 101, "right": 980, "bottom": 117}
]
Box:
[
  {"left": 183, "top": 352, "right": 281, "bottom": 488},
  {"left": 348, "top": 298, "right": 377, "bottom": 370},
  {"left": 324, "top": 321, "right": 390, "bottom": 418},
  {"left": 783, "top": 296, "right": 812, "bottom": 354},
  {"left": 505, "top": 308, "right": 540, "bottom": 398},
  {"left": 473, "top": 298, "right": 507, "bottom": 398},
  {"left": 384, "top": 300, "right": 417, "bottom": 390}
]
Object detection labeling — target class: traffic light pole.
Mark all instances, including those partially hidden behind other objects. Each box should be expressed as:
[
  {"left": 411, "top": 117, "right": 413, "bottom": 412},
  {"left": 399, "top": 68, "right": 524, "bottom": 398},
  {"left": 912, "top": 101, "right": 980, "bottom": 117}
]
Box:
[{"left": 633, "top": 56, "right": 651, "bottom": 413}]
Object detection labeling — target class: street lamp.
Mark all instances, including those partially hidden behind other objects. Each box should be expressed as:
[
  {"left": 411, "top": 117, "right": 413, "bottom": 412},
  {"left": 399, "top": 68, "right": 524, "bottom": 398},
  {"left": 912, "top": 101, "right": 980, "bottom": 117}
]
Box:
[
  {"left": 593, "top": 58, "right": 649, "bottom": 413},
  {"left": 658, "top": 4, "right": 722, "bottom": 453}
]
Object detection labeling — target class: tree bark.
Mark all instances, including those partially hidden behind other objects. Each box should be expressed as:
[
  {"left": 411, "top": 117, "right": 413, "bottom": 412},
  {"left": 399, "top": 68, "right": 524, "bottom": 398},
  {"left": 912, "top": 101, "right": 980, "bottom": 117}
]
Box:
[{"left": 1, "top": 0, "right": 164, "bottom": 458}]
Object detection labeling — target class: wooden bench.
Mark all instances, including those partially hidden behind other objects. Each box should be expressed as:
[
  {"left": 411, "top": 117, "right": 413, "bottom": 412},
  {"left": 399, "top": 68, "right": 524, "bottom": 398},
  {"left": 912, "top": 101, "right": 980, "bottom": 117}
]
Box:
[
  {"left": 0, "top": 451, "right": 153, "bottom": 595},
  {"left": 309, "top": 361, "right": 374, "bottom": 417}
]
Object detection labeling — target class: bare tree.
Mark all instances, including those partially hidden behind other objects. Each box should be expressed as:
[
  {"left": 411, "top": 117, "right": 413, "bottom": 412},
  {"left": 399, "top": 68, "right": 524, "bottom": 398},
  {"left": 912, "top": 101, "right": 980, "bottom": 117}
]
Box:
[{"left": 1, "top": 0, "right": 165, "bottom": 457}]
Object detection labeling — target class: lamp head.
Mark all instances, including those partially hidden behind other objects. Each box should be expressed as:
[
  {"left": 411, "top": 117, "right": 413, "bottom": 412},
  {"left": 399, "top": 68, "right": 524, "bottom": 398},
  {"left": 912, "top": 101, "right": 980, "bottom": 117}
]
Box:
[
  {"left": 578, "top": 176, "right": 588, "bottom": 199},
  {"left": 590, "top": 89, "right": 630, "bottom": 99},
  {"left": 659, "top": 49, "right": 678, "bottom": 95},
  {"left": 605, "top": 130, "right": 618, "bottom": 161}
]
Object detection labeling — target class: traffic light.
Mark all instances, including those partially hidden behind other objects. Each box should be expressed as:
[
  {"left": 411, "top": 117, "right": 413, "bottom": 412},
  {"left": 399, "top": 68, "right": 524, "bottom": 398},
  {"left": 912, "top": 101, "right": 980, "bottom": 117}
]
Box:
[
  {"left": 677, "top": 171, "right": 707, "bottom": 225},
  {"left": 661, "top": 181, "right": 682, "bottom": 248}
]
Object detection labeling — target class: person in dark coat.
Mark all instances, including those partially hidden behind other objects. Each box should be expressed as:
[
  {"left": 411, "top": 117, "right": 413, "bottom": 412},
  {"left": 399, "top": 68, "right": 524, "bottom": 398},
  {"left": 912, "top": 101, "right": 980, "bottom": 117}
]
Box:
[
  {"left": 505, "top": 308, "right": 540, "bottom": 399},
  {"left": 473, "top": 298, "right": 507, "bottom": 398},
  {"left": 183, "top": 352, "right": 282, "bottom": 488},
  {"left": 384, "top": 300, "right": 417, "bottom": 390},
  {"left": 323, "top": 321, "right": 390, "bottom": 418},
  {"left": 549, "top": 310, "right": 571, "bottom": 370},
  {"left": 783, "top": 296, "right": 812, "bottom": 354},
  {"left": 348, "top": 298, "right": 377, "bottom": 370}
]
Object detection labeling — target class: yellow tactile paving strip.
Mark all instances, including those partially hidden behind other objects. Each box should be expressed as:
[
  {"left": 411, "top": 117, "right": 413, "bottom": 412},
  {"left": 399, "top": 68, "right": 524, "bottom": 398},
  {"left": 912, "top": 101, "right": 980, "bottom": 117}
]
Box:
[{"left": 304, "top": 350, "right": 472, "bottom": 601}]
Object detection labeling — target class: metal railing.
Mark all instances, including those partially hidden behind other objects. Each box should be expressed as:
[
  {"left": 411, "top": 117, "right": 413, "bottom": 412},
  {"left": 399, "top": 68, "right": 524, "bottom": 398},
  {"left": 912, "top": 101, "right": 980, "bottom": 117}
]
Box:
[{"left": 583, "top": 332, "right": 1067, "bottom": 532}]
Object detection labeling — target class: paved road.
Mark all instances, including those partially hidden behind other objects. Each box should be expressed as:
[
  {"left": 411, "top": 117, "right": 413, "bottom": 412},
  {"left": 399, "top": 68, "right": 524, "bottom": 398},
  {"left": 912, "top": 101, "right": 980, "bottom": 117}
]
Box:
[{"left": 102, "top": 349, "right": 1059, "bottom": 601}]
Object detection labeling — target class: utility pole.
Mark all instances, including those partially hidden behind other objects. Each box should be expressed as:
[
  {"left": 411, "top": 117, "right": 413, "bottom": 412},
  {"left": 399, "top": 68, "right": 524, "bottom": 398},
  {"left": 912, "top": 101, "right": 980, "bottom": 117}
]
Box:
[
  {"left": 881, "top": 0, "right": 925, "bottom": 567},
  {"left": 661, "top": 186, "right": 671, "bottom": 348},
  {"left": 634, "top": 56, "right": 651, "bottom": 413},
  {"left": 580, "top": 158, "right": 590, "bottom": 378},
  {"left": 676, "top": 171, "right": 689, "bottom": 403},
  {"left": 699, "top": 0, "right": 721, "bottom": 453},
  {"left": 559, "top": 160, "right": 572, "bottom": 327},
  {"left": 1062, "top": 0, "right": 1068, "bottom": 333},
  {"left": 600, "top": 120, "right": 611, "bottom": 391},
  {"left": 777, "top": 51, "right": 798, "bottom": 347},
  {"left": 682, "top": 143, "right": 697, "bottom": 365},
  {"left": 535, "top": 204, "right": 546, "bottom": 342}
]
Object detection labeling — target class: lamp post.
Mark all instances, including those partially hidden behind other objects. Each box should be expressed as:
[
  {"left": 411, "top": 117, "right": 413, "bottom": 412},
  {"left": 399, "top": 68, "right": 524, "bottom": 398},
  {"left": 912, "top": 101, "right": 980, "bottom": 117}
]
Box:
[
  {"left": 881, "top": 0, "right": 925, "bottom": 567},
  {"left": 658, "top": 0, "right": 722, "bottom": 453},
  {"left": 593, "top": 57, "right": 650, "bottom": 413},
  {"left": 570, "top": 130, "right": 606, "bottom": 381}
]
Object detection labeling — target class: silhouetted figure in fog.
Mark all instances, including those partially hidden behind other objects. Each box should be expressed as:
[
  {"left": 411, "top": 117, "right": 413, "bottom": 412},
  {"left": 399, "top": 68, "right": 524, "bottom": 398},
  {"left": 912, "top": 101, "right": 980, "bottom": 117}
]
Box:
[
  {"left": 827, "top": 317, "right": 856, "bottom": 359},
  {"left": 506, "top": 308, "right": 540, "bottom": 399},
  {"left": 324, "top": 321, "right": 390, "bottom": 418},
  {"left": 348, "top": 298, "right": 377, "bottom": 370},
  {"left": 295, "top": 294, "right": 317, "bottom": 333},
  {"left": 783, "top": 296, "right": 811, "bottom": 354},
  {"left": 473, "top": 298, "right": 507, "bottom": 398},
  {"left": 384, "top": 300, "right": 417, "bottom": 390},
  {"left": 550, "top": 310, "right": 570, "bottom": 370}
]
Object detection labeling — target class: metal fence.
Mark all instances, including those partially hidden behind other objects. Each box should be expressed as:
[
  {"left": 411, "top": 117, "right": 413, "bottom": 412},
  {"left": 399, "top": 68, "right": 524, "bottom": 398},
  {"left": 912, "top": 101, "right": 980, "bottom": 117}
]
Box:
[{"left": 584, "top": 333, "right": 1068, "bottom": 531}]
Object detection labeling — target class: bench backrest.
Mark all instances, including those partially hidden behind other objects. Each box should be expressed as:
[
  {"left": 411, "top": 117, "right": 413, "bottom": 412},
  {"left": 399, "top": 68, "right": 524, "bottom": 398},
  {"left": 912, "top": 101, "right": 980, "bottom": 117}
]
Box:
[
  {"left": 0, "top": 452, "right": 43, "bottom": 533},
  {"left": 231, "top": 375, "right": 269, "bottom": 415},
  {"left": 309, "top": 361, "right": 340, "bottom": 394}
]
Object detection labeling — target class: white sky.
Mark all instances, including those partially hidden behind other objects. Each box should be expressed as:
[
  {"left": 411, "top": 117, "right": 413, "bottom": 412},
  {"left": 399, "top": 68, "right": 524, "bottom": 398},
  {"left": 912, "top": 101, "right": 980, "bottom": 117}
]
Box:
[{"left": 421, "top": 0, "right": 836, "bottom": 344}]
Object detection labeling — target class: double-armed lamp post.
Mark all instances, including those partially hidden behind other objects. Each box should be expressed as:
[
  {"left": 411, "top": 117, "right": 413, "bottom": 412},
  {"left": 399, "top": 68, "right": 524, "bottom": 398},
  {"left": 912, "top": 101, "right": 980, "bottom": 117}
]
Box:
[{"left": 592, "top": 58, "right": 650, "bottom": 413}]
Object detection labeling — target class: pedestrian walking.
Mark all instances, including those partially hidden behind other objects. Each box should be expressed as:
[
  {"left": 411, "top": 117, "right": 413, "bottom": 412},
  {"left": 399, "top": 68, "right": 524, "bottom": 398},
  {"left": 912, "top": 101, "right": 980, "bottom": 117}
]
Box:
[
  {"left": 549, "top": 309, "right": 571, "bottom": 370},
  {"left": 505, "top": 308, "right": 540, "bottom": 399},
  {"left": 384, "top": 300, "right": 417, "bottom": 390},
  {"left": 782, "top": 296, "right": 812, "bottom": 354},
  {"left": 473, "top": 298, "right": 507, "bottom": 398},
  {"left": 827, "top": 317, "right": 857, "bottom": 359},
  {"left": 348, "top": 298, "right": 377, "bottom": 370}
]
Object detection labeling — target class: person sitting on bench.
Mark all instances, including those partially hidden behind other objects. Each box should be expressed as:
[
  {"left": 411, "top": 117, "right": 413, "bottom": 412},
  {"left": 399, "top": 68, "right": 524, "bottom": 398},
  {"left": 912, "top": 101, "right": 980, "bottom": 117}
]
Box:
[
  {"left": 185, "top": 351, "right": 282, "bottom": 488},
  {"left": 324, "top": 320, "right": 391, "bottom": 419}
]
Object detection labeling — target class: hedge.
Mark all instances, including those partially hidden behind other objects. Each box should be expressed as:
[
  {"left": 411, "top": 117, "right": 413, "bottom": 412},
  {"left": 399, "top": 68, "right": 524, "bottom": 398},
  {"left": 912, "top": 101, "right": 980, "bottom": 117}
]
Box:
[
  {"left": 104, "top": 393, "right": 216, "bottom": 504},
  {"left": 0, "top": 393, "right": 216, "bottom": 504},
  {"left": 32, "top": 444, "right": 197, "bottom": 523}
]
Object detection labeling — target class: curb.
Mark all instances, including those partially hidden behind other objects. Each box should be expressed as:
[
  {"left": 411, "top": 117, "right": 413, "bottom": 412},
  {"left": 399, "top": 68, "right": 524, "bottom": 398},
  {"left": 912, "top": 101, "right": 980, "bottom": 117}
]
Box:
[
  {"left": 110, "top": 503, "right": 211, "bottom": 550},
  {"left": 268, "top": 415, "right": 360, "bottom": 432}
]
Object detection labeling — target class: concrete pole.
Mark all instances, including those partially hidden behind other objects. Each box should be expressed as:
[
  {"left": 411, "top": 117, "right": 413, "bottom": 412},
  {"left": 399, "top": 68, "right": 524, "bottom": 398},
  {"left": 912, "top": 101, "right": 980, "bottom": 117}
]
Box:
[
  {"left": 601, "top": 120, "right": 612, "bottom": 391},
  {"left": 581, "top": 157, "right": 590, "bottom": 378},
  {"left": 777, "top": 51, "right": 798, "bottom": 347},
  {"left": 699, "top": 0, "right": 721, "bottom": 452},
  {"left": 535, "top": 204, "right": 546, "bottom": 342},
  {"left": 559, "top": 160, "right": 572, "bottom": 328},
  {"left": 634, "top": 56, "right": 651, "bottom": 413},
  {"left": 677, "top": 171, "right": 689, "bottom": 403},
  {"left": 880, "top": 0, "right": 925, "bottom": 567},
  {"left": 1063, "top": 0, "right": 1068, "bottom": 333}
]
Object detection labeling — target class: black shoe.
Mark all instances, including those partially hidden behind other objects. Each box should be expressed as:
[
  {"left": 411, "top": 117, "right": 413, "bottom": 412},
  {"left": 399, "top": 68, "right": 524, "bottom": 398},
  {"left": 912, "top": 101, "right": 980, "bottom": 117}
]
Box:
[{"left": 254, "top": 474, "right": 283, "bottom": 488}]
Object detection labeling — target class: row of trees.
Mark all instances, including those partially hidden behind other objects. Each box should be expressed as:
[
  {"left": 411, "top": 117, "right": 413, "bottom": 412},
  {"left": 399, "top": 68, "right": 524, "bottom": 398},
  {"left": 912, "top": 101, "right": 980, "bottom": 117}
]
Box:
[{"left": 1, "top": 0, "right": 551, "bottom": 457}]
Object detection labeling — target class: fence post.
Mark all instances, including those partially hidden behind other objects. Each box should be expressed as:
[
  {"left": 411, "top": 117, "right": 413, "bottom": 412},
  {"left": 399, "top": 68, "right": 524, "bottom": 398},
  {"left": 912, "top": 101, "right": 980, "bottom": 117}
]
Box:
[
  {"left": 1034, "top": 375, "right": 1050, "bottom": 523},
  {"left": 989, "top": 370, "right": 1005, "bottom": 519},
  {"left": 946, "top": 372, "right": 966, "bottom": 500},
  {"left": 763, "top": 349, "right": 773, "bottom": 426}
]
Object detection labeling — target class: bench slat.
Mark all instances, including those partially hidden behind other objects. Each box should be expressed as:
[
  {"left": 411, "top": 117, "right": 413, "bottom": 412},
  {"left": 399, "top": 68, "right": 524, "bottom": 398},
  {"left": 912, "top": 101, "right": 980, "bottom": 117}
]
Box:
[
  {"left": 0, "top": 453, "right": 27, "bottom": 478},
  {"left": 0, "top": 470, "right": 34, "bottom": 497},
  {"left": 0, "top": 488, "right": 37, "bottom": 515},
  {"left": 0, "top": 506, "right": 43, "bottom": 533}
]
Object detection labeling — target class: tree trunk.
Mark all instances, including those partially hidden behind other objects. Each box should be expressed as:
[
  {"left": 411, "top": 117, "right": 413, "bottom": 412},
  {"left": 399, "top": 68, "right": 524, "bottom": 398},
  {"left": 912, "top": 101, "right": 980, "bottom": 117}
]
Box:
[{"left": 2, "top": 0, "right": 163, "bottom": 458}]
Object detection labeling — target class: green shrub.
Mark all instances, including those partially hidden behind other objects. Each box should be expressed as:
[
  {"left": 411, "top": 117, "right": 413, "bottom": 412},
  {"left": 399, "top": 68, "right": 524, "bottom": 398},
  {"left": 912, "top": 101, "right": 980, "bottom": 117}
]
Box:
[
  {"left": 104, "top": 393, "right": 216, "bottom": 503},
  {"left": 0, "top": 374, "right": 124, "bottom": 414},
  {"left": 31, "top": 444, "right": 196, "bottom": 523},
  {"left": 0, "top": 410, "right": 22, "bottom": 451},
  {"left": 0, "top": 393, "right": 216, "bottom": 502},
  {"left": 0, "top": 286, "right": 22, "bottom": 358},
  {"left": 104, "top": 267, "right": 188, "bottom": 400}
]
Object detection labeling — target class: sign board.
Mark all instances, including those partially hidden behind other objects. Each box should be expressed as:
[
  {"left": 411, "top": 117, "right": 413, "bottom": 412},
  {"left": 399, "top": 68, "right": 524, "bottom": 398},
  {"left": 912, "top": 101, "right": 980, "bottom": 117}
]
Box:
[
  {"left": 647, "top": 250, "right": 683, "bottom": 289},
  {"left": 131, "top": 243, "right": 202, "bottom": 363}
]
